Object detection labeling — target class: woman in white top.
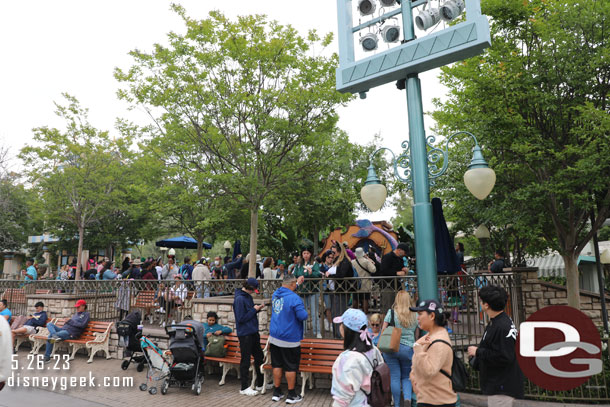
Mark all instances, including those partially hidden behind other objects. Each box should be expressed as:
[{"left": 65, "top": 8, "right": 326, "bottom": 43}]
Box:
[
  {"left": 262, "top": 257, "right": 276, "bottom": 279},
  {"left": 331, "top": 308, "right": 383, "bottom": 407}
]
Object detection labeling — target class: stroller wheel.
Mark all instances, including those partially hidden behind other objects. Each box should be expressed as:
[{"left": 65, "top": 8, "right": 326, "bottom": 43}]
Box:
[
  {"left": 137, "top": 362, "right": 145, "bottom": 372},
  {"left": 149, "top": 387, "right": 157, "bottom": 395},
  {"left": 194, "top": 380, "right": 202, "bottom": 395},
  {"left": 121, "top": 360, "right": 129, "bottom": 370},
  {"left": 139, "top": 383, "right": 147, "bottom": 391},
  {"left": 161, "top": 380, "right": 169, "bottom": 395}
]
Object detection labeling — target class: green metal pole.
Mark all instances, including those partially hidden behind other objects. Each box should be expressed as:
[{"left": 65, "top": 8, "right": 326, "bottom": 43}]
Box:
[{"left": 401, "top": 1, "right": 438, "bottom": 302}]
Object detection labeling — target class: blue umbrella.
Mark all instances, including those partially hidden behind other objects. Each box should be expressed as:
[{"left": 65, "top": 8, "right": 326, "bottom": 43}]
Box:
[
  {"left": 155, "top": 236, "right": 212, "bottom": 250},
  {"left": 431, "top": 198, "right": 460, "bottom": 275}
]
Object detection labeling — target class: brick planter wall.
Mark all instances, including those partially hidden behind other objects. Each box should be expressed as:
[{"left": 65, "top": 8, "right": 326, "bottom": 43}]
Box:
[{"left": 511, "top": 267, "right": 609, "bottom": 326}]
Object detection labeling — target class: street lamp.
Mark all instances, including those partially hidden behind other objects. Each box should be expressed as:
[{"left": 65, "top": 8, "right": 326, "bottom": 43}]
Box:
[
  {"left": 336, "top": 0, "right": 492, "bottom": 300},
  {"left": 601, "top": 249, "right": 610, "bottom": 265},
  {"left": 473, "top": 224, "right": 490, "bottom": 269},
  {"left": 223, "top": 240, "right": 232, "bottom": 257}
]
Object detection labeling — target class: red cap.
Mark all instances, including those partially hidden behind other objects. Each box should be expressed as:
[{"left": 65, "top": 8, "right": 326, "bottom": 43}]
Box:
[{"left": 75, "top": 299, "right": 87, "bottom": 308}]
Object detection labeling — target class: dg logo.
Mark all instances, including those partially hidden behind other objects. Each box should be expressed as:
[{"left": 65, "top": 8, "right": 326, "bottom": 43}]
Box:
[{"left": 516, "top": 305, "right": 603, "bottom": 391}]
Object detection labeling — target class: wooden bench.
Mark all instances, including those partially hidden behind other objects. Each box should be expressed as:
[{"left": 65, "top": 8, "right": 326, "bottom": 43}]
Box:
[
  {"left": 29, "top": 318, "right": 58, "bottom": 354},
  {"left": 132, "top": 290, "right": 159, "bottom": 323},
  {"left": 13, "top": 318, "right": 53, "bottom": 352},
  {"left": 261, "top": 337, "right": 344, "bottom": 397},
  {"left": 205, "top": 332, "right": 268, "bottom": 387},
  {"left": 30, "top": 318, "right": 113, "bottom": 363},
  {"left": 1, "top": 288, "right": 26, "bottom": 304}
]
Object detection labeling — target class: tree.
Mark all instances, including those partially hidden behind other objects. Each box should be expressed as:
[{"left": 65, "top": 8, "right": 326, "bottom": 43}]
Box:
[
  {"left": 0, "top": 146, "right": 31, "bottom": 252},
  {"left": 391, "top": 191, "right": 414, "bottom": 232},
  {"left": 20, "top": 94, "right": 135, "bottom": 279},
  {"left": 115, "top": 7, "right": 352, "bottom": 276},
  {"left": 431, "top": 0, "right": 610, "bottom": 307}
]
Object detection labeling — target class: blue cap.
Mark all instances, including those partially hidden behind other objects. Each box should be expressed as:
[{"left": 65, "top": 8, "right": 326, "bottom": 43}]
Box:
[
  {"left": 333, "top": 308, "right": 368, "bottom": 332},
  {"left": 246, "top": 277, "right": 259, "bottom": 289}
]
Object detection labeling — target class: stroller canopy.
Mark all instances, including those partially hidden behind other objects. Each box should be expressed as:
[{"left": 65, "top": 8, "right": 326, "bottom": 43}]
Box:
[{"left": 169, "top": 320, "right": 205, "bottom": 350}]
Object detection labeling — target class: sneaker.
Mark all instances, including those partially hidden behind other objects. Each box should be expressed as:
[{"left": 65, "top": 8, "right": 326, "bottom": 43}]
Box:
[
  {"left": 43, "top": 356, "right": 51, "bottom": 364},
  {"left": 316, "top": 333, "right": 322, "bottom": 339},
  {"left": 50, "top": 336, "right": 63, "bottom": 344},
  {"left": 240, "top": 388, "right": 259, "bottom": 396},
  {"left": 286, "top": 394, "right": 303, "bottom": 404},
  {"left": 272, "top": 392, "right": 285, "bottom": 402}
]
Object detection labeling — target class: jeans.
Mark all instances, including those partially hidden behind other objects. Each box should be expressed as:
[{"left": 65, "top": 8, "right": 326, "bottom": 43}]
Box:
[
  {"left": 304, "top": 293, "right": 320, "bottom": 335},
  {"left": 383, "top": 343, "right": 414, "bottom": 406},
  {"left": 44, "top": 323, "right": 71, "bottom": 358},
  {"left": 238, "top": 333, "right": 264, "bottom": 390}
]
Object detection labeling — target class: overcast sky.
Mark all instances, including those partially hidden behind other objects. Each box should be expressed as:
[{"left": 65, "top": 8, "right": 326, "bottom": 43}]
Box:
[{"left": 0, "top": 0, "right": 448, "bottom": 222}]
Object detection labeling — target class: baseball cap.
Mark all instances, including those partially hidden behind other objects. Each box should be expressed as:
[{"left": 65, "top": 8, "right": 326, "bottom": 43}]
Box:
[
  {"left": 75, "top": 299, "right": 87, "bottom": 308},
  {"left": 246, "top": 277, "right": 260, "bottom": 293},
  {"left": 409, "top": 299, "right": 443, "bottom": 315},
  {"left": 333, "top": 308, "right": 368, "bottom": 332}
]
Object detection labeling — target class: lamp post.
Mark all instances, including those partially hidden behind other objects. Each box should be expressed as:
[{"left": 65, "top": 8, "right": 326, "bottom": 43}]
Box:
[
  {"left": 223, "top": 240, "right": 232, "bottom": 258},
  {"left": 336, "top": 0, "right": 492, "bottom": 300},
  {"left": 473, "top": 223, "right": 491, "bottom": 270}
]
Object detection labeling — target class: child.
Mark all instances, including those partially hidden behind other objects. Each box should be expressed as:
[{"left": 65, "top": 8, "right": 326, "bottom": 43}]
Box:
[{"left": 331, "top": 308, "right": 383, "bottom": 407}]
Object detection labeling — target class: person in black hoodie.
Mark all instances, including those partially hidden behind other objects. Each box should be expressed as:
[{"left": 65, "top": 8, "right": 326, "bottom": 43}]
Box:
[
  {"left": 468, "top": 285, "right": 524, "bottom": 407},
  {"left": 233, "top": 278, "right": 266, "bottom": 396}
]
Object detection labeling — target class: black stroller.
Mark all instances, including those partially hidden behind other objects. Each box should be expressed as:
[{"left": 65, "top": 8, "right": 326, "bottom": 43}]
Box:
[
  {"left": 117, "top": 311, "right": 147, "bottom": 372},
  {"left": 161, "top": 320, "right": 205, "bottom": 395}
]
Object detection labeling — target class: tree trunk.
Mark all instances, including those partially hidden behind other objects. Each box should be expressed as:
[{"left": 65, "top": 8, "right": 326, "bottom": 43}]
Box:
[
  {"left": 248, "top": 207, "right": 258, "bottom": 278},
  {"left": 76, "top": 225, "right": 84, "bottom": 280},
  {"left": 313, "top": 225, "right": 320, "bottom": 255},
  {"left": 563, "top": 254, "right": 580, "bottom": 308},
  {"left": 196, "top": 238, "right": 203, "bottom": 261}
]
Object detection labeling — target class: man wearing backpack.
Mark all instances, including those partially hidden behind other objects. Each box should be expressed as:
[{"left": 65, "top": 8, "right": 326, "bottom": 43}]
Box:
[
  {"left": 179, "top": 256, "right": 194, "bottom": 280},
  {"left": 468, "top": 285, "right": 524, "bottom": 407}
]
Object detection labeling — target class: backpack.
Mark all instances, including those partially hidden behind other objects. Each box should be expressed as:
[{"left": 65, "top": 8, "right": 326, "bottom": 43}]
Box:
[
  {"left": 359, "top": 351, "right": 392, "bottom": 407},
  {"left": 205, "top": 335, "right": 227, "bottom": 357},
  {"left": 428, "top": 339, "right": 469, "bottom": 392}
]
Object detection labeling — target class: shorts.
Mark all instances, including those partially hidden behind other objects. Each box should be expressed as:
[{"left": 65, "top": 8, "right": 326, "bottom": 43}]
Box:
[
  {"left": 270, "top": 343, "right": 301, "bottom": 372},
  {"left": 23, "top": 325, "right": 36, "bottom": 334}
]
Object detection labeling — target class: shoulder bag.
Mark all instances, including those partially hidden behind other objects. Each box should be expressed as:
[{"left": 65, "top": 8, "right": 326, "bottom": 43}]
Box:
[{"left": 377, "top": 309, "right": 401, "bottom": 353}]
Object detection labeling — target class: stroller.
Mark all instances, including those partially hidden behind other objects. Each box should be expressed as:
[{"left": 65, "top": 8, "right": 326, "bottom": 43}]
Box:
[
  {"left": 160, "top": 320, "right": 205, "bottom": 395},
  {"left": 139, "top": 335, "right": 171, "bottom": 395},
  {"left": 117, "top": 311, "right": 147, "bottom": 372}
]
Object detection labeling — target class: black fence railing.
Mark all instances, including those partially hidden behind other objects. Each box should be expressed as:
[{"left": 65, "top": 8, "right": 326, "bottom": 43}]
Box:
[{"left": 1, "top": 274, "right": 608, "bottom": 403}]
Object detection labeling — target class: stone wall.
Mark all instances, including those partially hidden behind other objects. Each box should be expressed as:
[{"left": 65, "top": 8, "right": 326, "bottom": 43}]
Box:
[
  {"left": 190, "top": 295, "right": 272, "bottom": 334},
  {"left": 26, "top": 293, "right": 118, "bottom": 320},
  {"left": 513, "top": 267, "right": 609, "bottom": 326}
]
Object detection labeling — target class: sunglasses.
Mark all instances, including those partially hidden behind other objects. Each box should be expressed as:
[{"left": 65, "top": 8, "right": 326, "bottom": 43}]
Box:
[{"left": 370, "top": 323, "right": 380, "bottom": 327}]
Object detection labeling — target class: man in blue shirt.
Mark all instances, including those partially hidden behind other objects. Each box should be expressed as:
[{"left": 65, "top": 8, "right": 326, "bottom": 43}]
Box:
[
  {"left": 268, "top": 274, "right": 307, "bottom": 404},
  {"left": 23, "top": 259, "right": 37, "bottom": 282},
  {"left": 0, "top": 300, "right": 11, "bottom": 323},
  {"left": 12, "top": 301, "right": 47, "bottom": 341},
  {"left": 44, "top": 299, "right": 90, "bottom": 362}
]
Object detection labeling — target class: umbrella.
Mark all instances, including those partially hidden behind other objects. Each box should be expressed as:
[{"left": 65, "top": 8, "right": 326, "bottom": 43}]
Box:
[
  {"left": 155, "top": 236, "right": 212, "bottom": 250},
  {"left": 232, "top": 239, "right": 242, "bottom": 261},
  {"left": 431, "top": 198, "right": 460, "bottom": 275}
]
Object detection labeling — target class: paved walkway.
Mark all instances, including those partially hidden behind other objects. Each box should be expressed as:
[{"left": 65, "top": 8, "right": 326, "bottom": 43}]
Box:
[{"left": 4, "top": 352, "right": 333, "bottom": 407}]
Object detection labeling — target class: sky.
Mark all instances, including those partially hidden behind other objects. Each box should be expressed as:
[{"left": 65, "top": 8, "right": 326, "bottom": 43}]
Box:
[{"left": 0, "top": 0, "right": 448, "bottom": 223}]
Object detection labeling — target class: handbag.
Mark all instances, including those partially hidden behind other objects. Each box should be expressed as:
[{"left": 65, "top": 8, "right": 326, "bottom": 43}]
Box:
[
  {"left": 205, "top": 335, "right": 227, "bottom": 357},
  {"left": 377, "top": 309, "right": 402, "bottom": 353}
]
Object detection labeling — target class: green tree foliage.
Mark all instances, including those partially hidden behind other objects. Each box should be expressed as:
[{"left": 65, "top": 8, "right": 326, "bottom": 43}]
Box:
[
  {"left": 391, "top": 191, "right": 414, "bottom": 232},
  {"left": 0, "top": 147, "right": 31, "bottom": 252},
  {"left": 431, "top": 0, "right": 610, "bottom": 307},
  {"left": 115, "top": 7, "right": 352, "bottom": 276},
  {"left": 19, "top": 95, "right": 137, "bottom": 279}
]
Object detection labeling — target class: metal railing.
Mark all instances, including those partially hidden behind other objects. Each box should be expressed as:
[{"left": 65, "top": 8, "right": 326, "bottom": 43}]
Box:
[{"left": 1, "top": 273, "right": 608, "bottom": 403}]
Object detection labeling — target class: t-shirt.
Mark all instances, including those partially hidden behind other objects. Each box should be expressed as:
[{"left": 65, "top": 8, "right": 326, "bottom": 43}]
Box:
[
  {"left": 380, "top": 252, "right": 404, "bottom": 277},
  {"left": 384, "top": 309, "right": 417, "bottom": 347},
  {"left": 490, "top": 258, "right": 506, "bottom": 273},
  {"left": 25, "top": 265, "right": 38, "bottom": 281},
  {"left": 0, "top": 308, "right": 12, "bottom": 322}
]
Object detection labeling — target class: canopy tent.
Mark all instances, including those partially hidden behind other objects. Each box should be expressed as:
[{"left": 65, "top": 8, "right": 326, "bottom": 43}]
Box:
[{"left": 155, "top": 236, "right": 212, "bottom": 250}]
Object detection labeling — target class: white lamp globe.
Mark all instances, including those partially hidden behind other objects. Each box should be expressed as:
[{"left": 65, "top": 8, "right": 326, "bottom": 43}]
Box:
[
  {"left": 473, "top": 224, "right": 490, "bottom": 239},
  {"left": 601, "top": 249, "right": 610, "bottom": 265},
  {"left": 361, "top": 165, "right": 387, "bottom": 212},
  {"left": 464, "top": 167, "right": 496, "bottom": 200}
]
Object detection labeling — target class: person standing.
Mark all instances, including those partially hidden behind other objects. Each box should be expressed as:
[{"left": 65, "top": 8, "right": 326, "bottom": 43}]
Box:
[
  {"left": 468, "top": 285, "right": 523, "bottom": 407},
  {"left": 351, "top": 247, "right": 377, "bottom": 314},
  {"left": 192, "top": 259, "right": 211, "bottom": 298},
  {"left": 269, "top": 274, "right": 308, "bottom": 404},
  {"left": 331, "top": 308, "right": 384, "bottom": 407},
  {"left": 293, "top": 248, "right": 322, "bottom": 338},
  {"left": 179, "top": 256, "right": 194, "bottom": 280},
  {"left": 161, "top": 257, "right": 179, "bottom": 280},
  {"left": 0, "top": 316, "right": 12, "bottom": 391},
  {"left": 22, "top": 259, "right": 38, "bottom": 282},
  {"left": 381, "top": 291, "right": 418, "bottom": 407},
  {"left": 233, "top": 277, "right": 266, "bottom": 396},
  {"left": 262, "top": 257, "right": 277, "bottom": 280},
  {"left": 379, "top": 243, "right": 410, "bottom": 314},
  {"left": 488, "top": 250, "right": 507, "bottom": 273},
  {"left": 409, "top": 299, "right": 456, "bottom": 407}
]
